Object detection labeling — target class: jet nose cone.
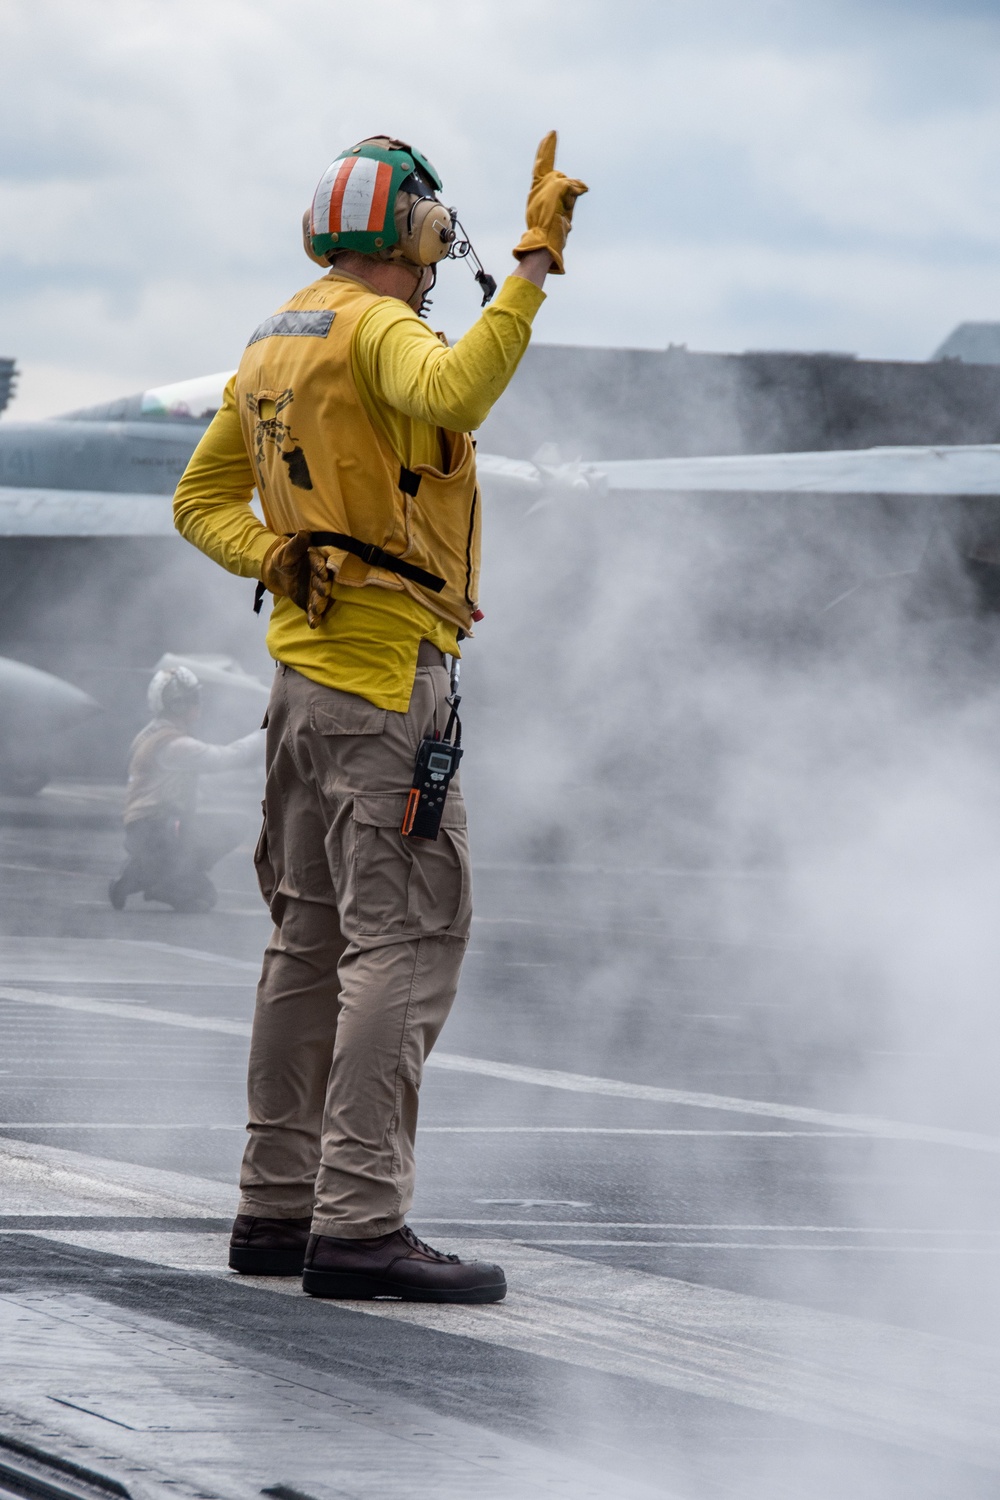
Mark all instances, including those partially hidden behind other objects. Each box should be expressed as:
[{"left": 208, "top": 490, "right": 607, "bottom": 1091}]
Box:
[{"left": 0, "top": 656, "right": 100, "bottom": 727}]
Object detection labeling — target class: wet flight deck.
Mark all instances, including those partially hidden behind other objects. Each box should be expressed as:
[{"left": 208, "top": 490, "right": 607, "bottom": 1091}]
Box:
[{"left": 1, "top": 777, "right": 999, "bottom": 1500}]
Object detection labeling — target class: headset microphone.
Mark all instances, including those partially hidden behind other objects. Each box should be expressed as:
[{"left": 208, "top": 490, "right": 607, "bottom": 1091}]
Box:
[{"left": 449, "top": 218, "right": 497, "bottom": 306}]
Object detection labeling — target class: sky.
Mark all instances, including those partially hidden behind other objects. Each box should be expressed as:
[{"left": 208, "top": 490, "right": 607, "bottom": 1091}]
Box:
[{"left": 4, "top": 0, "right": 1000, "bottom": 416}]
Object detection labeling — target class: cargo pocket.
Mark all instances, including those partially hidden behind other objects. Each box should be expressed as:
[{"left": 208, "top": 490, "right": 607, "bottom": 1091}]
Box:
[
  {"left": 253, "top": 801, "right": 276, "bottom": 907},
  {"left": 349, "top": 792, "right": 471, "bottom": 940}
]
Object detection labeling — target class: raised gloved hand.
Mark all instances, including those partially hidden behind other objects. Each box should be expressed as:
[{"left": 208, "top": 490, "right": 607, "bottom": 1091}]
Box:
[
  {"left": 513, "top": 131, "right": 588, "bottom": 275},
  {"left": 260, "top": 531, "right": 333, "bottom": 629}
]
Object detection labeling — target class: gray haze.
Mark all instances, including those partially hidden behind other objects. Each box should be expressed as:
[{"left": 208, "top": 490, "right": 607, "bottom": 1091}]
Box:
[{"left": 462, "top": 440, "right": 1000, "bottom": 1490}]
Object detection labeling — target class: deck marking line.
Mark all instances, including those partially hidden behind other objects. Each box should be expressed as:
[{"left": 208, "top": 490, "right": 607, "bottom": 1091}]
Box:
[
  {"left": 0, "top": 1123, "right": 878, "bottom": 1137},
  {"left": 0, "top": 1135, "right": 234, "bottom": 1216},
  {"left": 505, "top": 1240, "right": 1000, "bottom": 1252},
  {"left": 0, "top": 987, "right": 253, "bottom": 1037},
  {"left": 106, "top": 939, "right": 260, "bottom": 972},
  {"left": 426, "top": 1052, "right": 1000, "bottom": 1152},
  {"left": 2, "top": 986, "right": 998, "bottom": 1152},
  {"left": 0, "top": 1122, "right": 246, "bottom": 1130},
  {"left": 420, "top": 1126, "right": 871, "bottom": 1137},
  {"left": 384, "top": 1221, "right": 1000, "bottom": 1234}
]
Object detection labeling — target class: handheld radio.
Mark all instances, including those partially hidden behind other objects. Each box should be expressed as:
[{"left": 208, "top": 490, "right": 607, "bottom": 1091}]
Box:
[{"left": 401, "top": 658, "right": 463, "bottom": 841}]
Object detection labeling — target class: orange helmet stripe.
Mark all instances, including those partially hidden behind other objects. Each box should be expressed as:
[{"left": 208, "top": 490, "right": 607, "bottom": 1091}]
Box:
[{"left": 365, "top": 160, "right": 393, "bottom": 233}]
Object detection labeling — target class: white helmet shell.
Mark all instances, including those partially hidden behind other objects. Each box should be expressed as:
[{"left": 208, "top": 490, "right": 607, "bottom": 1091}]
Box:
[{"left": 148, "top": 664, "right": 200, "bottom": 718}]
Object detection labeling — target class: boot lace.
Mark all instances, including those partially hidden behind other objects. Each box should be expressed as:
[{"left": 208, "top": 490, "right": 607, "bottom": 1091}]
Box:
[{"left": 401, "top": 1224, "right": 460, "bottom": 1262}]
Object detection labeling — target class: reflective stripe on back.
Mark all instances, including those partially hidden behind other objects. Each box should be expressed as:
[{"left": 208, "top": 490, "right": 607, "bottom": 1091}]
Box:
[{"left": 247, "top": 310, "right": 336, "bottom": 346}]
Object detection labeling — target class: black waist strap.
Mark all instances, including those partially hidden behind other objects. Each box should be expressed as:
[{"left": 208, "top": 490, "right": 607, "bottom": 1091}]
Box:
[
  {"left": 309, "top": 531, "right": 445, "bottom": 594},
  {"left": 252, "top": 530, "right": 447, "bottom": 615}
]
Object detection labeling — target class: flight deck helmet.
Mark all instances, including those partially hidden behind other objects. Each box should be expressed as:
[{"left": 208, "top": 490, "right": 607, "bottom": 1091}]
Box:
[
  {"left": 306, "top": 136, "right": 456, "bottom": 269},
  {"left": 148, "top": 664, "right": 200, "bottom": 721}
]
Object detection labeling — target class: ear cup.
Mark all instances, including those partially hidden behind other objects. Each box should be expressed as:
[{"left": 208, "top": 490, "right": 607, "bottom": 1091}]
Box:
[
  {"left": 302, "top": 209, "right": 331, "bottom": 266},
  {"left": 404, "top": 198, "right": 456, "bottom": 266}
]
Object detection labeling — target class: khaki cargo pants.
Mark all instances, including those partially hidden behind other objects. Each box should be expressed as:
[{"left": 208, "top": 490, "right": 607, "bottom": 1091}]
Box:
[{"left": 238, "top": 649, "right": 472, "bottom": 1238}]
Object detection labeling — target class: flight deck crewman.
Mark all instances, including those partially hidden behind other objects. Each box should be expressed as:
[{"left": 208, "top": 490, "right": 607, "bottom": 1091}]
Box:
[
  {"left": 110, "top": 664, "right": 263, "bottom": 913},
  {"left": 173, "top": 132, "right": 586, "bottom": 1302}
]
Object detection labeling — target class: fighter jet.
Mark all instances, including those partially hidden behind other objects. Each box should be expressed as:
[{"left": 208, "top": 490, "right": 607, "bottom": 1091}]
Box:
[
  {"left": 2, "top": 362, "right": 1000, "bottom": 622},
  {"left": 3, "top": 366, "right": 1000, "bottom": 516},
  {"left": 0, "top": 356, "right": 997, "bottom": 792},
  {"left": 0, "top": 370, "right": 224, "bottom": 536},
  {"left": 478, "top": 443, "right": 1000, "bottom": 500}
]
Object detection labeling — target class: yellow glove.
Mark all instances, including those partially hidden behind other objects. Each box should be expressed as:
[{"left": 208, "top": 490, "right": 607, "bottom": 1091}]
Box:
[
  {"left": 260, "top": 531, "right": 334, "bottom": 630},
  {"left": 513, "top": 131, "right": 588, "bottom": 275}
]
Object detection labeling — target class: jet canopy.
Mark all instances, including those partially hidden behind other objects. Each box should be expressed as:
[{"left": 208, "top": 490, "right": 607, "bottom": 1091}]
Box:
[{"left": 139, "top": 371, "right": 234, "bottom": 422}]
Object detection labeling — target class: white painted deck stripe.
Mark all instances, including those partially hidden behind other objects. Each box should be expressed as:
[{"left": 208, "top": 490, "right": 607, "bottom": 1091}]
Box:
[
  {"left": 0, "top": 1134, "right": 234, "bottom": 1216},
  {"left": 106, "top": 938, "right": 260, "bottom": 971},
  {"left": 425, "top": 1126, "right": 870, "bottom": 1136},
  {"left": 0, "top": 1122, "right": 246, "bottom": 1130},
  {"left": 395, "top": 1221, "right": 1000, "bottom": 1234},
  {"left": 0, "top": 987, "right": 253, "bottom": 1036},
  {"left": 500, "top": 1240, "right": 1000, "bottom": 1253},
  {"left": 2, "top": 985, "right": 998, "bottom": 1153},
  {"left": 3, "top": 1199, "right": 995, "bottom": 1236},
  {"left": 0, "top": 1123, "right": 874, "bottom": 1137},
  {"left": 426, "top": 1051, "right": 1000, "bottom": 1152}
]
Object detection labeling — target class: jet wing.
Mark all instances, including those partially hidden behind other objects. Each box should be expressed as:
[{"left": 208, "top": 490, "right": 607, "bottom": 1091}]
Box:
[
  {"left": 0, "top": 487, "right": 175, "bottom": 536},
  {"left": 475, "top": 454, "right": 546, "bottom": 497},
  {"left": 484, "top": 444, "right": 1000, "bottom": 498},
  {"left": 7, "top": 441, "right": 1000, "bottom": 539}
]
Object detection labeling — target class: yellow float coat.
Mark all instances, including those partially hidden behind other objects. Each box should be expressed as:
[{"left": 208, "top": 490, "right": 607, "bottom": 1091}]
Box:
[
  {"left": 237, "top": 274, "right": 481, "bottom": 633},
  {"left": 173, "top": 270, "right": 544, "bottom": 711}
]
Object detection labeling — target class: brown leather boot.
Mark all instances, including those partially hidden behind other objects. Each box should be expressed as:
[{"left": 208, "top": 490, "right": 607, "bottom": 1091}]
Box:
[
  {"left": 228, "top": 1214, "right": 312, "bottom": 1275},
  {"left": 302, "top": 1224, "right": 507, "bottom": 1303}
]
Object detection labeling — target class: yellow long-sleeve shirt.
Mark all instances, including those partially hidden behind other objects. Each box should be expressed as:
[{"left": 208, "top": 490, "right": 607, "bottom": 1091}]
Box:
[{"left": 173, "top": 271, "right": 545, "bottom": 711}]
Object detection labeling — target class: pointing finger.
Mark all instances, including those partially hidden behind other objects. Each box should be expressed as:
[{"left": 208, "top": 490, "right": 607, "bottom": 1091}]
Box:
[{"left": 532, "top": 130, "right": 557, "bottom": 186}]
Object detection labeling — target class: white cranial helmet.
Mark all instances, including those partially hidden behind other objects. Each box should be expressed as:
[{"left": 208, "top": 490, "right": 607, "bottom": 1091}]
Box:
[{"left": 148, "top": 664, "right": 200, "bottom": 719}]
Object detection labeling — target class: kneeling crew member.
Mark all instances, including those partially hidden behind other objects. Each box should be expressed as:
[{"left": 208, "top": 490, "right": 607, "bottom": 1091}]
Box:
[
  {"left": 173, "top": 132, "right": 586, "bottom": 1301},
  {"left": 111, "top": 665, "right": 263, "bottom": 913}
]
